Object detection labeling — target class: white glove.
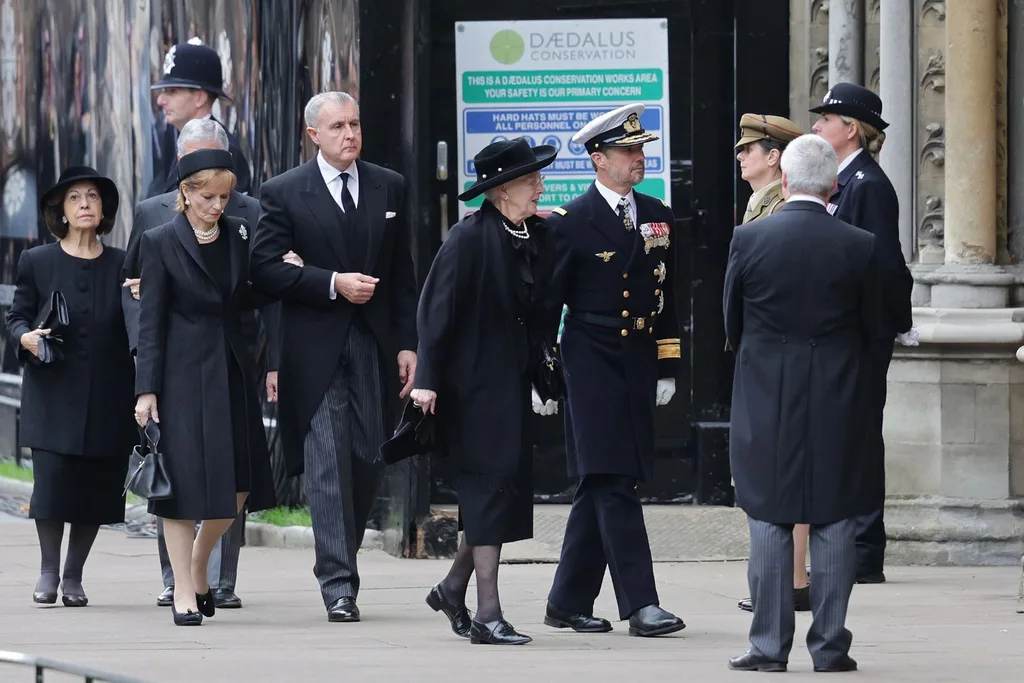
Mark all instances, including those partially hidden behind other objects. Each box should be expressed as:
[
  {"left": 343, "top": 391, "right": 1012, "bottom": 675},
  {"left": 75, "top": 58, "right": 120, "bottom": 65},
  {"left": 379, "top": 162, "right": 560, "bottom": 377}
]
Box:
[
  {"left": 531, "top": 388, "right": 559, "bottom": 416},
  {"left": 656, "top": 378, "right": 676, "bottom": 406},
  {"left": 896, "top": 326, "right": 919, "bottom": 347}
]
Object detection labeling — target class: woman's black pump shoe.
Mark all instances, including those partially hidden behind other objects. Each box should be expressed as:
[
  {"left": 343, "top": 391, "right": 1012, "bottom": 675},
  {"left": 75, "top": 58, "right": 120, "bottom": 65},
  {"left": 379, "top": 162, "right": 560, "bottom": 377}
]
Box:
[
  {"left": 196, "top": 589, "right": 215, "bottom": 618},
  {"left": 171, "top": 602, "right": 203, "bottom": 626}
]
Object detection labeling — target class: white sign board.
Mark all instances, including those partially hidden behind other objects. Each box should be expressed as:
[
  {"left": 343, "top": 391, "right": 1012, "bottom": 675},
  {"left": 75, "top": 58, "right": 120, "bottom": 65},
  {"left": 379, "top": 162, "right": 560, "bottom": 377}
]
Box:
[{"left": 454, "top": 18, "right": 671, "bottom": 217}]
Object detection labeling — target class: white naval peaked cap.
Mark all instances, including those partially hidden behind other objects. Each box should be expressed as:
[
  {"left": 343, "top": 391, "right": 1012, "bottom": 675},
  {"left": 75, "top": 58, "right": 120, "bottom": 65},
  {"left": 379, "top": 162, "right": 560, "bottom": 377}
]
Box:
[{"left": 571, "top": 103, "right": 659, "bottom": 154}]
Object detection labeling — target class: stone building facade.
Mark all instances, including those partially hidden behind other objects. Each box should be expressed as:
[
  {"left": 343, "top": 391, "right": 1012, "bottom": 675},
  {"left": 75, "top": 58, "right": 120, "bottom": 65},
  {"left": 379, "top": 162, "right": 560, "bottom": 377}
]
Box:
[{"left": 790, "top": 0, "right": 1024, "bottom": 566}]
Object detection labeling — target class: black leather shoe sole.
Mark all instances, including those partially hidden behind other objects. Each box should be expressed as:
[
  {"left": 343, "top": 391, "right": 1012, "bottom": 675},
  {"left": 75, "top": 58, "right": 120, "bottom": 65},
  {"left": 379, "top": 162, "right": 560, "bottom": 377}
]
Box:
[
  {"left": 543, "top": 614, "right": 613, "bottom": 633},
  {"left": 628, "top": 621, "right": 686, "bottom": 637},
  {"left": 728, "top": 660, "right": 787, "bottom": 672}
]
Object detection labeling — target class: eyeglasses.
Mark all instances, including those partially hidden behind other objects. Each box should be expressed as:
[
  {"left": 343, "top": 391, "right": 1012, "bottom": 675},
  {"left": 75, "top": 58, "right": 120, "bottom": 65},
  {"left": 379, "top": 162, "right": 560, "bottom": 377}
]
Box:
[{"left": 524, "top": 174, "right": 546, "bottom": 187}]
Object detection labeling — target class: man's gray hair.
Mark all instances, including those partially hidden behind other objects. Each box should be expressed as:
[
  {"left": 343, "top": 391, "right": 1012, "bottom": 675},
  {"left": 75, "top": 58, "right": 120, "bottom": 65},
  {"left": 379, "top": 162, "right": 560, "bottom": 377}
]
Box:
[
  {"left": 176, "top": 118, "right": 229, "bottom": 155},
  {"left": 304, "top": 91, "right": 359, "bottom": 128},
  {"left": 780, "top": 134, "right": 838, "bottom": 197}
]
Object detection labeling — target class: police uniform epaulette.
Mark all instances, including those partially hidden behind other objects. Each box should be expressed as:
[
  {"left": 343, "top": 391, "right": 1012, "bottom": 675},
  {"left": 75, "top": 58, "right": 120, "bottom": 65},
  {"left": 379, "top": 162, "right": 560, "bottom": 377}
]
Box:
[{"left": 551, "top": 207, "right": 567, "bottom": 216}]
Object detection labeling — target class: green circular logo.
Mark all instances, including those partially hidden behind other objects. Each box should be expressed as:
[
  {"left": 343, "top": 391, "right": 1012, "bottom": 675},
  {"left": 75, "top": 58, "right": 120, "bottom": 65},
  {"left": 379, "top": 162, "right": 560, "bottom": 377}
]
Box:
[{"left": 490, "top": 30, "right": 525, "bottom": 65}]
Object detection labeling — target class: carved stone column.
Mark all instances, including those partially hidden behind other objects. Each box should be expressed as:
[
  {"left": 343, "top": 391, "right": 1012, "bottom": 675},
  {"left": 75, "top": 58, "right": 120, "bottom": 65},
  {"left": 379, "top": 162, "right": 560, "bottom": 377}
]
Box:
[
  {"left": 829, "top": 0, "right": 865, "bottom": 84},
  {"left": 879, "top": 0, "right": 915, "bottom": 261},
  {"left": 1008, "top": 0, "right": 1024, "bottom": 263},
  {"left": 944, "top": 0, "right": 998, "bottom": 265}
]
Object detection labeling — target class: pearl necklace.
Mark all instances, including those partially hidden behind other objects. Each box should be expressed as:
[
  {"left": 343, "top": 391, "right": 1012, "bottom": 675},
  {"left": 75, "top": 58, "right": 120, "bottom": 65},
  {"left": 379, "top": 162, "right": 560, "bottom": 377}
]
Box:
[
  {"left": 193, "top": 224, "right": 220, "bottom": 241},
  {"left": 503, "top": 220, "right": 530, "bottom": 240}
]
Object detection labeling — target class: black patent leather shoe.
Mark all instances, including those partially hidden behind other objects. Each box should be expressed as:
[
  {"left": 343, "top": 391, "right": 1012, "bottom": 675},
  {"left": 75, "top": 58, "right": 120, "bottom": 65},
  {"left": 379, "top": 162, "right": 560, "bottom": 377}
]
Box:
[
  {"left": 156, "top": 586, "right": 174, "bottom": 607},
  {"left": 814, "top": 655, "right": 858, "bottom": 672},
  {"left": 171, "top": 602, "right": 203, "bottom": 626},
  {"left": 628, "top": 604, "right": 686, "bottom": 637},
  {"left": 728, "top": 652, "right": 787, "bottom": 672},
  {"left": 738, "top": 586, "right": 812, "bottom": 613},
  {"left": 33, "top": 574, "right": 58, "bottom": 605},
  {"left": 543, "top": 601, "right": 613, "bottom": 633},
  {"left": 327, "top": 597, "right": 360, "bottom": 622},
  {"left": 196, "top": 589, "right": 215, "bottom": 618},
  {"left": 213, "top": 589, "right": 242, "bottom": 609},
  {"left": 470, "top": 618, "right": 532, "bottom": 645},
  {"left": 425, "top": 584, "right": 472, "bottom": 638},
  {"left": 60, "top": 580, "right": 88, "bottom": 607}
]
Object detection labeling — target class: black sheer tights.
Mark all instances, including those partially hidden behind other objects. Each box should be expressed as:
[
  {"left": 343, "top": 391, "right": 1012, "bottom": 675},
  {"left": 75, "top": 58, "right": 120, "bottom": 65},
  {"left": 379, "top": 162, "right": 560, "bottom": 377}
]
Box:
[
  {"left": 439, "top": 536, "right": 504, "bottom": 623},
  {"left": 35, "top": 520, "right": 99, "bottom": 595}
]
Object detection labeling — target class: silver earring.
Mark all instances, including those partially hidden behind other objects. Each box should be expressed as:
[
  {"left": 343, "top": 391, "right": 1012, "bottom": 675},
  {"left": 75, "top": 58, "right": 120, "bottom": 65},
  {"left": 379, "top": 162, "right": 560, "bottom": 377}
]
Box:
[
  {"left": 61, "top": 216, "right": 68, "bottom": 224},
  {"left": 502, "top": 193, "right": 509, "bottom": 201}
]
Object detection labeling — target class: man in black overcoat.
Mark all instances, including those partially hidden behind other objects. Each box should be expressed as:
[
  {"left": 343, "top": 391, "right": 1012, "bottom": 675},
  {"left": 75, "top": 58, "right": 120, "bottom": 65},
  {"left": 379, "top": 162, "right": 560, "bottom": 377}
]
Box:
[
  {"left": 724, "top": 134, "right": 880, "bottom": 673},
  {"left": 249, "top": 91, "right": 418, "bottom": 623},
  {"left": 543, "top": 104, "right": 686, "bottom": 638},
  {"left": 811, "top": 83, "right": 918, "bottom": 583},
  {"left": 147, "top": 40, "right": 251, "bottom": 198},
  {"left": 120, "top": 118, "right": 280, "bottom": 611}
]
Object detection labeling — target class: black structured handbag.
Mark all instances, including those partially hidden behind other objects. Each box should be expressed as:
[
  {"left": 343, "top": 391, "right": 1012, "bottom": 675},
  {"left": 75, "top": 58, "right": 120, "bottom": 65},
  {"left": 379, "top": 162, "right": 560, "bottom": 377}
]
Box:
[
  {"left": 124, "top": 421, "right": 172, "bottom": 501},
  {"left": 29, "top": 290, "right": 70, "bottom": 364},
  {"left": 530, "top": 344, "right": 566, "bottom": 403}
]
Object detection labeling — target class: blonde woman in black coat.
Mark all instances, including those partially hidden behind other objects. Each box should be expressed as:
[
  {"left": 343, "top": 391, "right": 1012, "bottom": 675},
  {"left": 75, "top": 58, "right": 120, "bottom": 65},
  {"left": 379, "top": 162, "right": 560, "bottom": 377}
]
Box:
[
  {"left": 412, "top": 138, "right": 558, "bottom": 645},
  {"left": 5, "top": 167, "right": 136, "bottom": 607},
  {"left": 134, "top": 149, "right": 277, "bottom": 625}
]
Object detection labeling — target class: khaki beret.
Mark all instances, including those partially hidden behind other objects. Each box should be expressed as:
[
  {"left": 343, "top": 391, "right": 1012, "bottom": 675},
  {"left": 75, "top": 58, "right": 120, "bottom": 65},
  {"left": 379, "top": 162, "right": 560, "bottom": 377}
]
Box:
[{"left": 734, "top": 113, "right": 803, "bottom": 149}]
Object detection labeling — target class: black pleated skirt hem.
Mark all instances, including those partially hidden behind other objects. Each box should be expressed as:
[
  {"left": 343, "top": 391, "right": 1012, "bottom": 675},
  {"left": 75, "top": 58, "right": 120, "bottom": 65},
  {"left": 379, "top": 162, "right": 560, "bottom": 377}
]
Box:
[{"left": 29, "top": 449, "right": 127, "bottom": 525}]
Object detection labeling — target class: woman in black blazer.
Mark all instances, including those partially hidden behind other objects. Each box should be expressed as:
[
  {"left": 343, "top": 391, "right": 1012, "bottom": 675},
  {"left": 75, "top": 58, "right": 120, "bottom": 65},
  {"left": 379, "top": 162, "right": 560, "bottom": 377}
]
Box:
[
  {"left": 4, "top": 167, "right": 136, "bottom": 607},
  {"left": 411, "top": 139, "right": 558, "bottom": 645},
  {"left": 133, "top": 149, "right": 277, "bottom": 626}
]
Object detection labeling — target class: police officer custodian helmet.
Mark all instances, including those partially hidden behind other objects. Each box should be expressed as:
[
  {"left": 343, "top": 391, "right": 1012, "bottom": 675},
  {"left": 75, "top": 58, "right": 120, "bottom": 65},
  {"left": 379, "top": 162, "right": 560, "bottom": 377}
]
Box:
[
  {"left": 573, "top": 103, "right": 659, "bottom": 154},
  {"left": 734, "top": 114, "right": 803, "bottom": 149},
  {"left": 809, "top": 82, "right": 888, "bottom": 131},
  {"left": 152, "top": 38, "right": 231, "bottom": 101},
  {"left": 459, "top": 138, "right": 557, "bottom": 202}
]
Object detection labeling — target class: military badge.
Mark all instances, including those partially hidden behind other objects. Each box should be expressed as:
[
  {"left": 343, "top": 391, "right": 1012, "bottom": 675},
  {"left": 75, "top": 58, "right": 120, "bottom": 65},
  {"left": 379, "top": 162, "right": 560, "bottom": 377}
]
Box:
[
  {"left": 163, "top": 46, "right": 177, "bottom": 75},
  {"left": 855, "top": 171, "right": 865, "bottom": 180},
  {"left": 639, "top": 222, "right": 671, "bottom": 254},
  {"left": 595, "top": 251, "right": 615, "bottom": 262},
  {"left": 657, "top": 261, "right": 666, "bottom": 284},
  {"left": 623, "top": 113, "right": 642, "bottom": 134},
  {"left": 657, "top": 291, "right": 665, "bottom": 315}
]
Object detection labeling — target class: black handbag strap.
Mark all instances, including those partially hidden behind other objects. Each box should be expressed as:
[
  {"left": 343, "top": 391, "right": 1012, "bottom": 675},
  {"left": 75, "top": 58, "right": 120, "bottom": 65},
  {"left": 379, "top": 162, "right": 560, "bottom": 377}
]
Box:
[{"left": 137, "top": 421, "right": 161, "bottom": 453}]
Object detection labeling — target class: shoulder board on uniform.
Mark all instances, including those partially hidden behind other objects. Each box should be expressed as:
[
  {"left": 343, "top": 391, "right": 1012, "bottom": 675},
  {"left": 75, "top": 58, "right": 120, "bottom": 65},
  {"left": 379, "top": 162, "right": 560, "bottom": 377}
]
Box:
[
  {"left": 550, "top": 207, "right": 567, "bottom": 216},
  {"left": 659, "top": 198, "right": 669, "bottom": 207}
]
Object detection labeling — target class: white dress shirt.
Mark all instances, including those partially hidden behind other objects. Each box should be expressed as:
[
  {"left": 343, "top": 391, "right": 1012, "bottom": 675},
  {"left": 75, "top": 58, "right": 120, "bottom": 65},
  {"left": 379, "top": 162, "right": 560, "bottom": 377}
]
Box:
[
  {"left": 786, "top": 194, "right": 827, "bottom": 208},
  {"left": 594, "top": 178, "right": 637, "bottom": 227},
  {"left": 317, "top": 152, "right": 361, "bottom": 299},
  {"left": 837, "top": 147, "right": 863, "bottom": 176}
]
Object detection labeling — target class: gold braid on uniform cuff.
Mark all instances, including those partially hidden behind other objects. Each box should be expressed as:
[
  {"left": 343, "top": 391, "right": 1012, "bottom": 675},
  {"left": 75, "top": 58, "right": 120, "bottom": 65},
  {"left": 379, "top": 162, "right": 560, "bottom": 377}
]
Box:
[{"left": 657, "top": 338, "right": 681, "bottom": 359}]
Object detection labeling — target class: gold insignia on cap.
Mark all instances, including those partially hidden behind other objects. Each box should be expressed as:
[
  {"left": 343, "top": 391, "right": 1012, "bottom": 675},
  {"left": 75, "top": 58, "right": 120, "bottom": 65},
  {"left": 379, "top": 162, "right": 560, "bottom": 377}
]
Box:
[
  {"left": 595, "top": 251, "right": 615, "bottom": 262},
  {"left": 623, "top": 113, "right": 642, "bottom": 134}
]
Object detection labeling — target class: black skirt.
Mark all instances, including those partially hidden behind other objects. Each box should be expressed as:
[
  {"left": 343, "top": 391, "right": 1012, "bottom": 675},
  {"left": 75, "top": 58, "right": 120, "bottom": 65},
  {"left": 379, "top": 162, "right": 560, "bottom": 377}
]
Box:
[
  {"left": 29, "top": 449, "right": 127, "bottom": 525},
  {"left": 456, "top": 468, "right": 534, "bottom": 546}
]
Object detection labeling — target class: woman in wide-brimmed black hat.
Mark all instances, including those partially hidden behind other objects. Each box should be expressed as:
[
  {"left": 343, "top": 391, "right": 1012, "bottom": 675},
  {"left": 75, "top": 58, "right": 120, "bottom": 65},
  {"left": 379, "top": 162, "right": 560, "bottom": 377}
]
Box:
[
  {"left": 4, "top": 167, "right": 136, "bottom": 608},
  {"left": 410, "top": 137, "right": 559, "bottom": 645}
]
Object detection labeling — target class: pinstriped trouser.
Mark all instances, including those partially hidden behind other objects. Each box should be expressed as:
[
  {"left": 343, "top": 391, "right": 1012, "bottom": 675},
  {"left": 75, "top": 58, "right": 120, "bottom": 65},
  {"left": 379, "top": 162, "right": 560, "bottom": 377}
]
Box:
[
  {"left": 303, "top": 318, "right": 387, "bottom": 608},
  {"left": 747, "top": 517, "right": 856, "bottom": 667}
]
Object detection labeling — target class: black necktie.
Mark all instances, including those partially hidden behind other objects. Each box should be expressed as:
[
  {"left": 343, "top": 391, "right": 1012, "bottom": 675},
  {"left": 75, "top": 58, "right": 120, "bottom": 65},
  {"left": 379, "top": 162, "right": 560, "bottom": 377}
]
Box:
[{"left": 340, "top": 173, "right": 356, "bottom": 216}]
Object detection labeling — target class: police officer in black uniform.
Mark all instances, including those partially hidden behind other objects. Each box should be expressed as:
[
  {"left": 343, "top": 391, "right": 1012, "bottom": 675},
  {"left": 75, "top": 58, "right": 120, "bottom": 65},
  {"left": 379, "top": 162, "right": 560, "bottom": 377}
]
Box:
[
  {"left": 811, "top": 83, "right": 917, "bottom": 583},
  {"left": 543, "top": 104, "right": 686, "bottom": 638},
  {"left": 148, "top": 39, "right": 251, "bottom": 198}
]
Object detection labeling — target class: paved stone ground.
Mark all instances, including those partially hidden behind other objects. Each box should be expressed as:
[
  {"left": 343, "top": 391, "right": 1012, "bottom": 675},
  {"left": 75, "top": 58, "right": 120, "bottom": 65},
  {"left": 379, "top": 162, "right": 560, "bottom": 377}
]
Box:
[{"left": 2, "top": 523, "right": 1023, "bottom": 682}]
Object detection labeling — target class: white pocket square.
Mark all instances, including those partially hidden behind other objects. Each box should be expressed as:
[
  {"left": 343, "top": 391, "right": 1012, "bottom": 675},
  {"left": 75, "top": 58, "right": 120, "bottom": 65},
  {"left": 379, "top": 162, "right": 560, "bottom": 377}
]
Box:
[{"left": 385, "top": 211, "right": 397, "bottom": 219}]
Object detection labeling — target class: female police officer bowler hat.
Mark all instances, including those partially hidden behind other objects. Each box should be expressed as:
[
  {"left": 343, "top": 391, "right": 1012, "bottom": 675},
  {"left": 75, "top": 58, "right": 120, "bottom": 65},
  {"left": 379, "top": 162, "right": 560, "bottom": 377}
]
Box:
[{"left": 458, "top": 138, "right": 557, "bottom": 202}]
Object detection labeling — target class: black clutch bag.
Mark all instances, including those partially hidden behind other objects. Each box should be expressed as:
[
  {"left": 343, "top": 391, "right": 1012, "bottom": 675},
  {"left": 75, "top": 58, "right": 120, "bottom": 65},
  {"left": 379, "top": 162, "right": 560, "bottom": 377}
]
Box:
[
  {"left": 124, "top": 421, "right": 172, "bottom": 501},
  {"left": 378, "top": 399, "right": 438, "bottom": 465},
  {"left": 29, "top": 290, "right": 70, "bottom": 365},
  {"left": 530, "top": 345, "right": 566, "bottom": 403}
]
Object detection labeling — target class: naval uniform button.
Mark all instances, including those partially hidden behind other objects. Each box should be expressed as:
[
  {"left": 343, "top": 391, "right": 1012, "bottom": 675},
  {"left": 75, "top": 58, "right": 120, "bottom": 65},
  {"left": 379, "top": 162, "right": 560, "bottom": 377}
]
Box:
[
  {"left": 654, "top": 289, "right": 661, "bottom": 296},
  {"left": 620, "top": 329, "right": 628, "bottom": 337},
  {"left": 648, "top": 327, "right": 653, "bottom": 334},
  {"left": 654, "top": 268, "right": 660, "bottom": 277},
  {"left": 623, "top": 290, "right": 630, "bottom": 298},
  {"left": 622, "top": 273, "right": 629, "bottom": 279},
  {"left": 621, "top": 310, "right": 629, "bottom": 318}
]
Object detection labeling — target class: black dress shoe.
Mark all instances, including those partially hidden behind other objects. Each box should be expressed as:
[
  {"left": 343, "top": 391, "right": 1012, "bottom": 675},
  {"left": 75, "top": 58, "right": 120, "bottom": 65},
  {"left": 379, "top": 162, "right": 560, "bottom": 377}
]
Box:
[
  {"left": 814, "top": 655, "right": 858, "bottom": 672},
  {"left": 469, "top": 618, "right": 532, "bottom": 645},
  {"left": 425, "top": 584, "right": 472, "bottom": 638},
  {"left": 856, "top": 572, "right": 886, "bottom": 584},
  {"left": 327, "top": 597, "right": 360, "bottom": 622},
  {"left": 196, "top": 589, "right": 215, "bottom": 618},
  {"left": 738, "top": 585, "right": 812, "bottom": 614},
  {"left": 213, "top": 589, "right": 243, "bottom": 609},
  {"left": 60, "top": 580, "right": 88, "bottom": 607},
  {"left": 543, "top": 601, "right": 613, "bottom": 633},
  {"left": 728, "top": 652, "right": 787, "bottom": 672},
  {"left": 157, "top": 586, "right": 174, "bottom": 607},
  {"left": 171, "top": 602, "right": 203, "bottom": 626},
  {"left": 628, "top": 605, "right": 686, "bottom": 637},
  {"left": 33, "top": 574, "right": 59, "bottom": 605}
]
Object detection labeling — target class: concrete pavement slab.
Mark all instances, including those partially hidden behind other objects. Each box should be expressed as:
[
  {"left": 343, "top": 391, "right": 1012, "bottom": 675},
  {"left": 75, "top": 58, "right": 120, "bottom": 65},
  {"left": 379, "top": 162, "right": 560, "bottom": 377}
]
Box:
[{"left": 1, "top": 524, "right": 1022, "bottom": 682}]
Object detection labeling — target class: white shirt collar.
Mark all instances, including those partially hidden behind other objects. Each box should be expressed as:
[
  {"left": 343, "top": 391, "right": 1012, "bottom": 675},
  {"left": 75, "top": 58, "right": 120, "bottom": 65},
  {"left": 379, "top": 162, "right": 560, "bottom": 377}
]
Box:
[
  {"left": 594, "top": 178, "right": 636, "bottom": 217},
  {"left": 787, "top": 194, "right": 827, "bottom": 207},
  {"left": 837, "top": 147, "right": 863, "bottom": 175},
  {"left": 317, "top": 151, "right": 358, "bottom": 186}
]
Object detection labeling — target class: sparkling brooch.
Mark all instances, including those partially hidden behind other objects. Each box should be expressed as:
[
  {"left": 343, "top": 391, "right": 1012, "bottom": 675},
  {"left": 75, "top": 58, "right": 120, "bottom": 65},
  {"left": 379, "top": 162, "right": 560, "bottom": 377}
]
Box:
[{"left": 239, "top": 225, "right": 248, "bottom": 240}]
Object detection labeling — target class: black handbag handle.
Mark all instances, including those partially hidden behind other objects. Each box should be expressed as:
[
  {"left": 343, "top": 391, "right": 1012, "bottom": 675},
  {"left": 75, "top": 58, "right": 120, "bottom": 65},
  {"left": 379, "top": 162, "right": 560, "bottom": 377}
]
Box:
[{"left": 137, "top": 420, "right": 161, "bottom": 453}]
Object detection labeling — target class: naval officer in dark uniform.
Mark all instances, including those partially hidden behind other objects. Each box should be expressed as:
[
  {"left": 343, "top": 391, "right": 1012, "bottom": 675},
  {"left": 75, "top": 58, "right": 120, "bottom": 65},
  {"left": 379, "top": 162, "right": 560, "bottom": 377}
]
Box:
[
  {"left": 811, "top": 83, "right": 918, "bottom": 584},
  {"left": 543, "top": 103, "right": 686, "bottom": 638}
]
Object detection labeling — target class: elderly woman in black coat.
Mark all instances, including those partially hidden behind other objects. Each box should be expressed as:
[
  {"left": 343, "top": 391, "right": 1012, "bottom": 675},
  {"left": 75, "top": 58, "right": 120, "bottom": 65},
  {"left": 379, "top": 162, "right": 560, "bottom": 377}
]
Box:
[
  {"left": 5, "top": 167, "right": 136, "bottom": 607},
  {"left": 411, "top": 138, "right": 559, "bottom": 645},
  {"left": 134, "top": 149, "right": 277, "bottom": 626}
]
